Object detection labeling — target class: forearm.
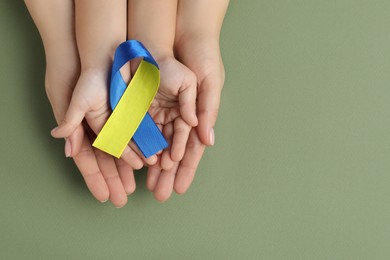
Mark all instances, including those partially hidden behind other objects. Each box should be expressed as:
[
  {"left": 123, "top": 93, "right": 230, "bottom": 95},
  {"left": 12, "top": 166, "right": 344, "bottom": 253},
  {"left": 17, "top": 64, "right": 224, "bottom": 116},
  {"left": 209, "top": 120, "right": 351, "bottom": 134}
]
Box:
[
  {"left": 127, "top": 0, "right": 177, "bottom": 59},
  {"left": 75, "top": 0, "right": 127, "bottom": 73},
  {"left": 173, "top": 0, "right": 228, "bottom": 147},
  {"left": 25, "top": 0, "right": 79, "bottom": 73},
  {"left": 176, "top": 0, "right": 229, "bottom": 42},
  {"left": 25, "top": 0, "right": 79, "bottom": 122}
]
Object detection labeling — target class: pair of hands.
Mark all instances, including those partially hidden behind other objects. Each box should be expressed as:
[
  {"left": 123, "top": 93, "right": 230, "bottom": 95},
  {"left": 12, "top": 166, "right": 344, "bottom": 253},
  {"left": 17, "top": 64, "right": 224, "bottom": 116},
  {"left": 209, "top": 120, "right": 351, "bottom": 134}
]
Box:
[{"left": 48, "top": 36, "right": 224, "bottom": 207}]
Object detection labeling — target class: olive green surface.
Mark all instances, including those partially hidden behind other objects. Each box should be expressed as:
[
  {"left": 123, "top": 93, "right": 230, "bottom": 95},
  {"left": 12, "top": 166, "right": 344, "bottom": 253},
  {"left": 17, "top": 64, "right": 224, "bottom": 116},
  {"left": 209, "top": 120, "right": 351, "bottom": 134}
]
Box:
[{"left": 2, "top": 1, "right": 390, "bottom": 259}]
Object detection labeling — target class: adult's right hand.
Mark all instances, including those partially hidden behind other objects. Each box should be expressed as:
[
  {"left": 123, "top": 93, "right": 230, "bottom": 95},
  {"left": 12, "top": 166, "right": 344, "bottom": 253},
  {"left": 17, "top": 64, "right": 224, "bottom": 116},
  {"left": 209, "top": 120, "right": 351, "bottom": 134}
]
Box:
[{"left": 146, "top": 35, "right": 225, "bottom": 201}]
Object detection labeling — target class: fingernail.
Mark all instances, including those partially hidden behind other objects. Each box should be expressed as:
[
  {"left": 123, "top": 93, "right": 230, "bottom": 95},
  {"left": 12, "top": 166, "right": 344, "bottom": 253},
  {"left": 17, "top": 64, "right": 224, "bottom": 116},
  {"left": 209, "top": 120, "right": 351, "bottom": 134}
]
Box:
[
  {"left": 149, "top": 155, "right": 158, "bottom": 165},
  {"left": 100, "top": 199, "right": 108, "bottom": 203},
  {"left": 209, "top": 128, "right": 215, "bottom": 146},
  {"left": 51, "top": 126, "right": 58, "bottom": 135},
  {"left": 193, "top": 115, "right": 199, "bottom": 127},
  {"left": 65, "top": 138, "right": 72, "bottom": 157}
]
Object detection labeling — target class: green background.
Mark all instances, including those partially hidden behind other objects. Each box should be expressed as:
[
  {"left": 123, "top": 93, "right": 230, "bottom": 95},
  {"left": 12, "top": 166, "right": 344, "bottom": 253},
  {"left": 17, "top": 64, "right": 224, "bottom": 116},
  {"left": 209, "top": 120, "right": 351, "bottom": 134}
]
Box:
[{"left": 1, "top": 1, "right": 390, "bottom": 259}]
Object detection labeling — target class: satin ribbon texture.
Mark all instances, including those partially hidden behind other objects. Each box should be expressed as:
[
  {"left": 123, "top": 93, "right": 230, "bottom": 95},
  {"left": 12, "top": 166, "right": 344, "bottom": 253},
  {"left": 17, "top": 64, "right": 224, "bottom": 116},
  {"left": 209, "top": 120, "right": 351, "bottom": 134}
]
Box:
[{"left": 93, "top": 40, "right": 168, "bottom": 158}]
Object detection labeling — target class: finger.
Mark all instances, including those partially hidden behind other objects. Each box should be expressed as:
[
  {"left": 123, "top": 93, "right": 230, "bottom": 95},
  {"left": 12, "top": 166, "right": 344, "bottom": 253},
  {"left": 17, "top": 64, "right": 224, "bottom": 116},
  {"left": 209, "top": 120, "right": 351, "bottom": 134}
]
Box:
[
  {"left": 146, "top": 125, "right": 164, "bottom": 192},
  {"left": 174, "top": 129, "right": 205, "bottom": 195},
  {"left": 128, "top": 141, "right": 157, "bottom": 166},
  {"left": 170, "top": 118, "right": 192, "bottom": 162},
  {"left": 120, "top": 146, "right": 144, "bottom": 170},
  {"left": 161, "top": 122, "right": 174, "bottom": 170},
  {"left": 86, "top": 111, "right": 150, "bottom": 169},
  {"left": 153, "top": 162, "right": 179, "bottom": 202},
  {"left": 72, "top": 136, "right": 109, "bottom": 203},
  {"left": 115, "top": 158, "right": 136, "bottom": 195},
  {"left": 179, "top": 71, "right": 198, "bottom": 127},
  {"left": 94, "top": 149, "right": 128, "bottom": 208},
  {"left": 161, "top": 151, "right": 174, "bottom": 171},
  {"left": 51, "top": 92, "right": 88, "bottom": 138},
  {"left": 85, "top": 109, "right": 110, "bottom": 136},
  {"left": 66, "top": 124, "right": 85, "bottom": 157},
  {"left": 146, "top": 163, "right": 162, "bottom": 192},
  {"left": 155, "top": 124, "right": 164, "bottom": 156},
  {"left": 196, "top": 75, "right": 224, "bottom": 146},
  {"left": 151, "top": 106, "right": 180, "bottom": 126}
]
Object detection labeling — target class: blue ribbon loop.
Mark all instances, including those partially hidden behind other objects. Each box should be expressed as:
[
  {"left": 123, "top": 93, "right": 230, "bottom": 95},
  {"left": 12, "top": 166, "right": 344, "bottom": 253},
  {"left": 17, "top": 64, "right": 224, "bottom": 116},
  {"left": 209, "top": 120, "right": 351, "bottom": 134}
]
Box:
[{"left": 110, "top": 40, "right": 168, "bottom": 158}]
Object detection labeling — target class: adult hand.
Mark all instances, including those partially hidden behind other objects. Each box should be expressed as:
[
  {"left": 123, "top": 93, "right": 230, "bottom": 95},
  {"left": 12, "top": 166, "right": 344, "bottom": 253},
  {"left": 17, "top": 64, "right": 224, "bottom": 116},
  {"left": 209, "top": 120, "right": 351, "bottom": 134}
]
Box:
[
  {"left": 25, "top": 0, "right": 136, "bottom": 208},
  {"left": 147, "top": 36, "right": 225, "bottom": 202},
  {"left": 47, "top": 57, "right": 138, "bottom": 209}
]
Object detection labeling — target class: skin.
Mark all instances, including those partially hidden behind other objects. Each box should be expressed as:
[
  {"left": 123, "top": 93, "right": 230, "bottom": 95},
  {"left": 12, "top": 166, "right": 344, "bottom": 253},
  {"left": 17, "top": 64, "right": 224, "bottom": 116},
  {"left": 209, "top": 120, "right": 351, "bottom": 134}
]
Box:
[
  {"left": 146, "top": 0, "right": 229, "bottom": 200},
  {"left": 25, "top": 0, "right": 148, "bottom": 208},
  {"left": 127, "top": 0, "right": 199, "bottom": 201},
  {"left": 25, "top": 0, "right": 229, "bottom": 204},
  {"left": 52, "top": 0, "right": 155, "bottom": 167},
  {"left": 24, "top": 0, "right": 125, "bottom": 206}
]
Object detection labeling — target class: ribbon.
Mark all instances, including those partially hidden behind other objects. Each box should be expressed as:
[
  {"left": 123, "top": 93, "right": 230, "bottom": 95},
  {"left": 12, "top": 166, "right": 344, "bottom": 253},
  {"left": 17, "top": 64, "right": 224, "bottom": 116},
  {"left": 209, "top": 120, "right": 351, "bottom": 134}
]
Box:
[{"left": 92, "top": 40, "right": 168, "bottom": 158}]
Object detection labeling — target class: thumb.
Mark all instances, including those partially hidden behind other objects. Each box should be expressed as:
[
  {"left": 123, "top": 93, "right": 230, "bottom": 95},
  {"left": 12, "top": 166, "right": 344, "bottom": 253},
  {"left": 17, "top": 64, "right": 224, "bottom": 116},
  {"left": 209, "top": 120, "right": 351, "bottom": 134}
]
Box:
[
  {"left": 51, "top": 95, "right": 88, "bottom": 139},
  {"left": 196, "top": 75, "right": 224, "bottom": 146},
  {"left": 65, "top": 124, "right": 85, "bottom": 157}
]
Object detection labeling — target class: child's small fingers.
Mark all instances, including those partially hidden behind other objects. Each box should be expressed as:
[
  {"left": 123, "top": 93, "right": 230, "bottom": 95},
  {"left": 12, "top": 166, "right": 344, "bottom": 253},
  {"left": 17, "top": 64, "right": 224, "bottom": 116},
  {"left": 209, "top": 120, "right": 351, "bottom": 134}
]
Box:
[
  {"left": 171, "top": 118, "right": 191, "bottom": 162},
  {"left": 120, "top": 146, "right": 144, "bottom": 170},
  {"left": 128, "top": 142, "right": 157, "bottom": 166},
  {"left": 179, "top": 72, "right": 198, "bottom": 127}
]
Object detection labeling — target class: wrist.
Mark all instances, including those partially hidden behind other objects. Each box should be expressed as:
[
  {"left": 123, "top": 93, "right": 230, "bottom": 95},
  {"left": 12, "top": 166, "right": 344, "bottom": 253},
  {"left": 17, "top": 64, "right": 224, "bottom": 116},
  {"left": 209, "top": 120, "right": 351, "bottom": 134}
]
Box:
[
  {"left": 151, "top": 46, "right": 174, "bottom": 62},
  {"left": 175, "top": 31, "right": 219, "bottom": 54},
  {"left": 174, "top": 32, "right": 220, "bottom": 64},
  {"left": 175, "top": 28, "right": 220, "bottom": 48},
  {"left": 78, "top": 41, "right": 121, "bottom": 75},
  {"left": 136, "top": 39, "right": 174, "bottom": 62},
  {"left": 79, "top": 67, "right": 109, "bottom": 85},
  {"left": 79, "top": 58, "right": 113, "bottom": 77}
]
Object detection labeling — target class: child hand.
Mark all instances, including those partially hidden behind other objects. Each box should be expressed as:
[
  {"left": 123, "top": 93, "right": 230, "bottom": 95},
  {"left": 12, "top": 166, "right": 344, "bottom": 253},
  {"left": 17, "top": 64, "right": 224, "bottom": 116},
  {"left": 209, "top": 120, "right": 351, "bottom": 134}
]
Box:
[
  {"left": 51, "top": 53, "right": 198, "bottom": 203},
  {"left": 50, "top": 67, "right": 157, "bottom": 169},
  {"left": 146, "top": 55, "right": 198, "bottom": 170},
  {"left": 127, "top": 55, "right": 197, "bottom": 202}
]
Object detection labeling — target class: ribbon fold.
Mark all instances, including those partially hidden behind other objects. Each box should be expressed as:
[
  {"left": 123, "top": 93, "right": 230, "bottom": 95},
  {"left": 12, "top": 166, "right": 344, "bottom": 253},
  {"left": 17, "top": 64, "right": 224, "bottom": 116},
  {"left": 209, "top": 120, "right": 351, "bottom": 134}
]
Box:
[{"left": 93, "top": 40, "right": 168, "bottom": 158}]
